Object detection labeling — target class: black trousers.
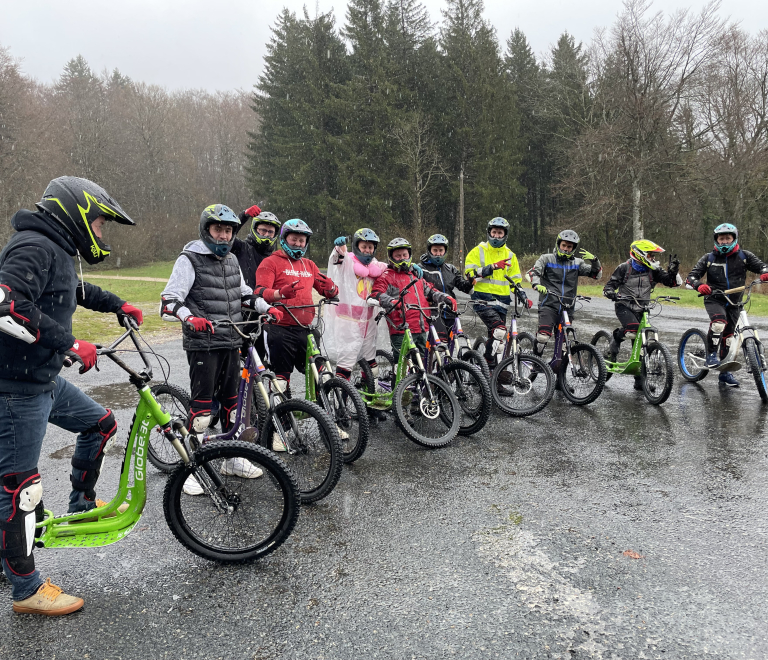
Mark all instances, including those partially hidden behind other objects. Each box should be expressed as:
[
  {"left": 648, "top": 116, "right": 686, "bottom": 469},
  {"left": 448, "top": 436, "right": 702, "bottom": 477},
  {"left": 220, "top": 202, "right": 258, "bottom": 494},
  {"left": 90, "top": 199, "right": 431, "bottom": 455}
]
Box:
[
  {"left": 612, "top": 304, "right": 642, "bottom": 343},
  {"left": 704, "top": 299, "right": 740, "bottom": 355},
  {"left": 263, "top": 324, "right": 309, "bottom": 381},
  {"left": 187, "top": 348, "right": 240, "bottom": 432}
]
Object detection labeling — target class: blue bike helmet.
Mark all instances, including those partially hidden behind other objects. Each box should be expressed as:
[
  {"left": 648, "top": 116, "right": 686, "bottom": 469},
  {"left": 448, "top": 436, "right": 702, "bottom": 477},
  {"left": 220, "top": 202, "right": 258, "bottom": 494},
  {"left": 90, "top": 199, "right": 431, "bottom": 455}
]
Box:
[
  {"left": 487, "top": 217, "right": 509, "bottom": 248},
  {"left": 713, "top": 223, "right": 739, "bottom": 255},
  {"left": 280, "top": 219, "right": 313, "bottom": 259},
  {"left": 426, "top": 234, "right": 449, "bottom": 266},
  {"left": 199, "top": 204, "right": 241, "bottom": 259}
]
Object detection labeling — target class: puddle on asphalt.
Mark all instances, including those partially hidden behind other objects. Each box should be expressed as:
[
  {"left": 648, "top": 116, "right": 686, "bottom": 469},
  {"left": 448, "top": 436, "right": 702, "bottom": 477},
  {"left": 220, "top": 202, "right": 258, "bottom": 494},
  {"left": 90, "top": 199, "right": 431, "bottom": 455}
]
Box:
[
  {"left": 49, "top": 443, "right": 124, "bottom": 460},
  {"left": 84, "top": 381, "right": 140, "bottom": 409}
]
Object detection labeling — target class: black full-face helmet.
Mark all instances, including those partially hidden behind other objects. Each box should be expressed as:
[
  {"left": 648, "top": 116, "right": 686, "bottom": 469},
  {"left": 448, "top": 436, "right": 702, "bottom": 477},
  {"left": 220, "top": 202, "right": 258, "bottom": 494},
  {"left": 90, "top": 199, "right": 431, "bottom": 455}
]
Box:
[
  {"left": 36, "top": 176, "right": 135, "bottom": 265},
  {"left": 352, "top": 228, "right": 380, "bottom": 266}
]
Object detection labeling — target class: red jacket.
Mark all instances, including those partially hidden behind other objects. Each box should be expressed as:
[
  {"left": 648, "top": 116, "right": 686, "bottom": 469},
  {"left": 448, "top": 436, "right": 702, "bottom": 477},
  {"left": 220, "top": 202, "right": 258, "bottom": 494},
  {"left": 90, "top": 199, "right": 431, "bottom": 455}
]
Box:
[
  {"left": 255, "top": 250, "right": 337, "bottom": 327},
  {"left": 370, "top": 268, "right": 449, "bottom": 335}
]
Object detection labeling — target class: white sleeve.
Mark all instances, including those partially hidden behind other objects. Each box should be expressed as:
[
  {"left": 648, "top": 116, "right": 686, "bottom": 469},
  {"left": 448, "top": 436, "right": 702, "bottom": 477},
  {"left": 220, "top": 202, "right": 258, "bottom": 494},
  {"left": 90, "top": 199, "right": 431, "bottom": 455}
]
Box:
[{"left": 161, "top": 255, "right": 195, "bottom": 321}]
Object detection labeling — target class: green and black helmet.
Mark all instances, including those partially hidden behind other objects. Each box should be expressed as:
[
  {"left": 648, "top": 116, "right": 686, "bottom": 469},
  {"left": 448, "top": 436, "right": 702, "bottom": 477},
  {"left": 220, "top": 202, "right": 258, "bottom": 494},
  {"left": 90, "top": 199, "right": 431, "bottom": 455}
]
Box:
[
  {"left": 36, "top": 176, "right": 135, "bottom": 265},
  {"left": 555, "top": 229, "right": 580, "bottom": 260},
  {"left": 352, "top": 228, "right": 380, "bottom": 266},
  {"left": 387, "top": 237, "right": 412, "bottom": 272},
  {"left": 250, "top": 211, "right": 281, "bottom": 252},
  {"left": 199, "top": 204, "right": 241, "bottom": 259}
]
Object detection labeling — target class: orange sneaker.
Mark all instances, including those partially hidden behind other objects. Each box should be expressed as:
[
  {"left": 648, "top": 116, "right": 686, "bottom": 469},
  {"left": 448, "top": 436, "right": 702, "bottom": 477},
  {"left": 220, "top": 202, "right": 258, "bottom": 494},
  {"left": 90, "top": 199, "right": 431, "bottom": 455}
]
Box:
[{"left": 13, "top": 578, "right": 84, "bottom": 616}]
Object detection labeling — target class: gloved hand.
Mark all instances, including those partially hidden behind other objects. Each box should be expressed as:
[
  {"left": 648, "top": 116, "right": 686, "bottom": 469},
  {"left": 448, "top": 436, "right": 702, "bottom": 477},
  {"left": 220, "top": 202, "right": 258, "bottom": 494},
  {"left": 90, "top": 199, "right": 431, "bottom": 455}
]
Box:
[
  {"left": 760, "top": 273, "right": 768, "bottom": 282},
  {"left": 118, "top": 302, "right": 143, "bottom": 327},
  {"left": 491, "top": 258, "right": 511, "bottom": 270},
  {"left": 697, "top": 284, "right": 712, "bottom": 296},
  {"left": 334, "top": 236, "right": 347, "bottom": 247},
  {"left": 525, "top": 299, "right": 533, "bottom": 309},
  {"left": 580, "top": 249, "right": 596, "bottom": 261},
  {"left": 67, "top": 340, "right": 98, "bottom": 374},
  {"left": 411, "top": 263, "right": 423, "bottom": 278},
  {"left": 278, "top": 280, "right": 301, "bottom": 300},
  {"left": 464, "top": 275, "right": 477, "bottom": 286},
  {"left": 325, "top": 285, "right": 340, "bottom": 299},
  {"left": 267, "top": 306, "right": 283, "bottom": 323},
  {"left": 604, "top": 289, "right": 617, "bottom": 301},
  {"left": 515, "top": 290, "right": 533, "bottom": 309},
  {"left": 244, "top": 205, "right": 262, "bottom": 218},
  {"left": 446, "top": 297, "right": 458, "bottom": 313},
  {"left": 381, "top": 299, "right": 395, "bottom": 313},
  {"left": 535, "top": 284, "right": 547, "bottom": 295},
  {"left": 186, "top": 316, "right": 214, "bottom": 333}
]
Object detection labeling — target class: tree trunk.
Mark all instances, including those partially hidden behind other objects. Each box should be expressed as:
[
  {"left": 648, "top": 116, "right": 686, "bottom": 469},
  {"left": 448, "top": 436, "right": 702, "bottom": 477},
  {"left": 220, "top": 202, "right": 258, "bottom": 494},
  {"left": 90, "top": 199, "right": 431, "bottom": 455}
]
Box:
[
  {"left": 458, "top": 164, "right": 465, "bottom": 270},
  {"left": 632, "top": 174, "right": 643, "bottom": 240}
]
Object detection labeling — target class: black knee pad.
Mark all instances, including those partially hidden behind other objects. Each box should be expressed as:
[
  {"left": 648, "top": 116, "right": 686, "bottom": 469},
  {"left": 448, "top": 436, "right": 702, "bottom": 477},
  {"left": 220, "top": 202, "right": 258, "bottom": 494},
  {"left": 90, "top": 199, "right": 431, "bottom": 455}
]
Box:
[
  {"left": 70, "top": 410, "right": 116, "bottom": 498},
  {"left": 0, "top": 469, "right": 43, "bottom": 576}
]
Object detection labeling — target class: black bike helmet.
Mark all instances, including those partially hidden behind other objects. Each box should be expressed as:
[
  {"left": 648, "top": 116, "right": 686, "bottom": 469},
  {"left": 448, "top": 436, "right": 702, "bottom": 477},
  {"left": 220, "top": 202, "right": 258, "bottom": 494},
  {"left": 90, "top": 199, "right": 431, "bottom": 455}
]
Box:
[
  {"left": 250, "top": 211, "right": 281, "bottom": 252},
  {"left": 487, "top": 217, "right": 509, "bottom": 248},
  {"left": 36, "top": 176, "right": 135, "bottom": 265},
  {"left": 555, "top": 229, "right": 580, "bottom": 260},
  {"left": 426, "top": 234, "right": 449, "bottom": 266},
  {"left": 352, "top": 228, "right": 380, "bottom": 266},
  {"left": 387, "top": 237, "right": 413, "bottom": 272},
  {"left": 199, "top": 204, "right": 241, "bottom": 259}
]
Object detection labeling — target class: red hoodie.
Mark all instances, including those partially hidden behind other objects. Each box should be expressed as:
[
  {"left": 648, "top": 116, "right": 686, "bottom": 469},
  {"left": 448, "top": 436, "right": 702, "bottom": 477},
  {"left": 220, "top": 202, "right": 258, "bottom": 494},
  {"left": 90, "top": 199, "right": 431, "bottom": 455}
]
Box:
[{"left": 255, "top": 250, "right": 337, "bottom": 327}]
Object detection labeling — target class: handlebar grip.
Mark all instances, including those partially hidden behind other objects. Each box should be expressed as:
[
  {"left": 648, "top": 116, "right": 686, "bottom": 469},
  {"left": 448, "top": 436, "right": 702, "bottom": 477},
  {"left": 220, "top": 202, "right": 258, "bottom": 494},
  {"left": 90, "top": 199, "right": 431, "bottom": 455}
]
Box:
[{"left": 62, "top": 349, "right": 83, "bottom": 370}]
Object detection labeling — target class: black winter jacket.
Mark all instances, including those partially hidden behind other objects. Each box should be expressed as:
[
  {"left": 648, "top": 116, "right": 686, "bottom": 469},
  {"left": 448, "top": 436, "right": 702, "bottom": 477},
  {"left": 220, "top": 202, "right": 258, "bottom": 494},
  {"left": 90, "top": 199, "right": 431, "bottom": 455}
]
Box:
[
  {"left": 604, "top": 261, "right": 677, "bottom": 313},
  {"left": 686, "top": 247, "right": 768, "bottom": 305},
  {"left": 231, "top": 235, "right": 272, "bottom": 290},
  {"left": 420, "top": 253, "right": 473, "bottom": 323},
  {"left": 0, "top": 210, "right": 124, "bottom": 394}
]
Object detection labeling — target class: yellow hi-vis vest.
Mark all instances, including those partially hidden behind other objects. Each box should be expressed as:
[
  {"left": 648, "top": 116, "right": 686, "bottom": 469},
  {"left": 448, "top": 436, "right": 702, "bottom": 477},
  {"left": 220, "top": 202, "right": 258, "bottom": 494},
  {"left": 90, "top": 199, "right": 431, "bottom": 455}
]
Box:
[{"left": 464, "top": 242, "right": 522, "bottom": 295}]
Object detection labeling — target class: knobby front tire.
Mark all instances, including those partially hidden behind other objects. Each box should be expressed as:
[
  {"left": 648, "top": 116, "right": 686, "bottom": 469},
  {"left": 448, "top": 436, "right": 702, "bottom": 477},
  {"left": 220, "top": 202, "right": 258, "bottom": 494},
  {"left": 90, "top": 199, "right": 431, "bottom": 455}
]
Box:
[
  {"left": 164, "top": 441, "right": 300, "bottom": 563},
  {"left": 558, "top": 342, "right": 606, "bottom": 406},
  {"left": 491, "top": 353, "right": 555, "bottom": 417},
  {"left": 393, "top": 373, "right": 460, "bottom": 448},
  {"left": 743, "top": 338, "right": 768, "bottom": 402},
  {"left": 641, "top": 341, "right": 674, "bottom": 405}
]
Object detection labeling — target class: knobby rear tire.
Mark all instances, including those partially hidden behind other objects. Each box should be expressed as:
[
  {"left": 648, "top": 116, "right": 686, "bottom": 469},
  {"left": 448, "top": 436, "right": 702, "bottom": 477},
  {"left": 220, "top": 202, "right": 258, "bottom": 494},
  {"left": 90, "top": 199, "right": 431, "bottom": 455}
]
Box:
[{"left": 743, "top": 338, "right": 768, "bottom": 402}]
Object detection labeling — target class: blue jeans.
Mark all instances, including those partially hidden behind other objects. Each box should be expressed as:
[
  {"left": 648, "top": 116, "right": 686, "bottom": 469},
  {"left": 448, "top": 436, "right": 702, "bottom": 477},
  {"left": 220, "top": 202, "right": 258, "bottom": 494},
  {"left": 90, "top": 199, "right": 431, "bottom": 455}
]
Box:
[{"left": 0, "top": 376, "right": 110, "bottom": 600}]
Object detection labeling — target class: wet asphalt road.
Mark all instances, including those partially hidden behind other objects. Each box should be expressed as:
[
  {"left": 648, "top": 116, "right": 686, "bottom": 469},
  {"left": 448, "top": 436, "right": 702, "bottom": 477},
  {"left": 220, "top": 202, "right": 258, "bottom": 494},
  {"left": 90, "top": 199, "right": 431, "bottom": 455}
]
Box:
[{"left": 2, "top": 297, "right": 768, "bottom": 660}]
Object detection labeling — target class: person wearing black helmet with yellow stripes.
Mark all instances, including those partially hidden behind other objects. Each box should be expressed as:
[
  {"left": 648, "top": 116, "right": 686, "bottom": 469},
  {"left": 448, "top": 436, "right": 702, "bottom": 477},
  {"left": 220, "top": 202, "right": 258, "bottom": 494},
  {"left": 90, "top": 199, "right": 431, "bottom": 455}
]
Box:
[
  {"left": 231, "top": 205, "right": 281, "bottom": 289},
  {"left": 0, "top": 176, "right": 144, "bottom": 615}
]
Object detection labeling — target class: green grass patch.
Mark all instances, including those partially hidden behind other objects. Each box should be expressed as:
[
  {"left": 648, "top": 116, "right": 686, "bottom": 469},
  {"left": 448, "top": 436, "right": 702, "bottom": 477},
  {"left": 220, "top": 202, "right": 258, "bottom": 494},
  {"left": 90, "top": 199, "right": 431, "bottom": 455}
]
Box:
[
  {"left": 86, "top": 261, "right": 176, "bottom": 280},
  {"left": 577, "top": 284, "right": 768, "bottom": 317}
]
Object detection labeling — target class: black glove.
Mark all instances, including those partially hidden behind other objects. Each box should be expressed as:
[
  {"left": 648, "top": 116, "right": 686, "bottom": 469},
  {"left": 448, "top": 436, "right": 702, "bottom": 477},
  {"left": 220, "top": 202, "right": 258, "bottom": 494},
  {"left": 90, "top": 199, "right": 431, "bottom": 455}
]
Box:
[
  {"left": 515, "top": 288, "right": 529, "bottom": 306},
  {"left": 604, "top": 289, "right": 617, "bottom": 301},
  {"left": 668, "top": 254, "right": 680, "bottom": 275},
  {"left": 380, "top": 298, "right": 395, "bottom": 313}
]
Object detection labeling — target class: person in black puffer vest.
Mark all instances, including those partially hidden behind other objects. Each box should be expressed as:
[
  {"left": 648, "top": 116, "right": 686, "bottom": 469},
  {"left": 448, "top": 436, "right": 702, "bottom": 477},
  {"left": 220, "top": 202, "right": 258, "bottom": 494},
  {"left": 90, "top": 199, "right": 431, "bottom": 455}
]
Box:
[
  {"left": 419, "top": 234, "right": 476, "bottom": 341},
  {"left": 160, "top": 204, "right": 281, "bottom": 495},
  {"left": 686, "top": 222, "right": 768, "bottom": 387},
  {"left": 0, "top": 176, "right": 144, "bottom": 616}
]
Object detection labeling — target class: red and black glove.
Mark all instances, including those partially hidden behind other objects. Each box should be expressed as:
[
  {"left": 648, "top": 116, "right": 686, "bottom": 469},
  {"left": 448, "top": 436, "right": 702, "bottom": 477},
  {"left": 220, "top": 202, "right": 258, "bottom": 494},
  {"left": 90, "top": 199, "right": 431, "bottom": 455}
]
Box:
[
  {"left": 492, "top": 258, "right": 511, "bottom": 270},
  {"left": 267, "top": 306, "right": 283, "bottom": 323},
  {"left": 67, "top": 340, "right": 98, "bottom": 374},
  {"left": 315, "top": 273, "right": 338, "bottom": 298},
  {"left": 186, "top": 317, "right": 214, "bottom": 333},
  {"left": 278, "top": 280, "right": 300, "bottom": 300},
  {"left": 760, "top": 273, "right": 768, "bottom": 282},
  {"left": 697, "top": 284, "right": 712, "bottom": 296},
  {"left": 118, "top": 302, "right": 143, "bottom": 327},
  {"left": 446, "top": 297, "right": 458, "bottom": 313},
  {"left": 244, "top": 205, "right": 261, "bottom": 218}
]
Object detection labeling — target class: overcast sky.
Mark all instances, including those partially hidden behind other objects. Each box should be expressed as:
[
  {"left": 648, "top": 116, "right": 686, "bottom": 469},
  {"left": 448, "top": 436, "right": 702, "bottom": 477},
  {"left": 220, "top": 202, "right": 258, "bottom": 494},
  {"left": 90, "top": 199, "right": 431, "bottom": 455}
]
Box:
[{"left": 2, "top": 0, "right": 765, "bottom": 91}]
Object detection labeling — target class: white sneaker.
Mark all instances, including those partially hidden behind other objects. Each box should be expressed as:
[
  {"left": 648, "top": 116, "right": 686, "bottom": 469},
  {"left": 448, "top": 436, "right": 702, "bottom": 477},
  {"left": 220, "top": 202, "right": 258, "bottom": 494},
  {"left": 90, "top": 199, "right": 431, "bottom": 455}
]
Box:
[
  {"left": 183, "top": 474, "right": 204, "bottom": 496},
  {"left": 272, "top": 433, "right": 287, "bottom": 452},
  {"left": 220, "top": 457, "right": 263, "bottom": 479},
  {"left": 336, "top": 425, "right": 350, "bottom": 441}
]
